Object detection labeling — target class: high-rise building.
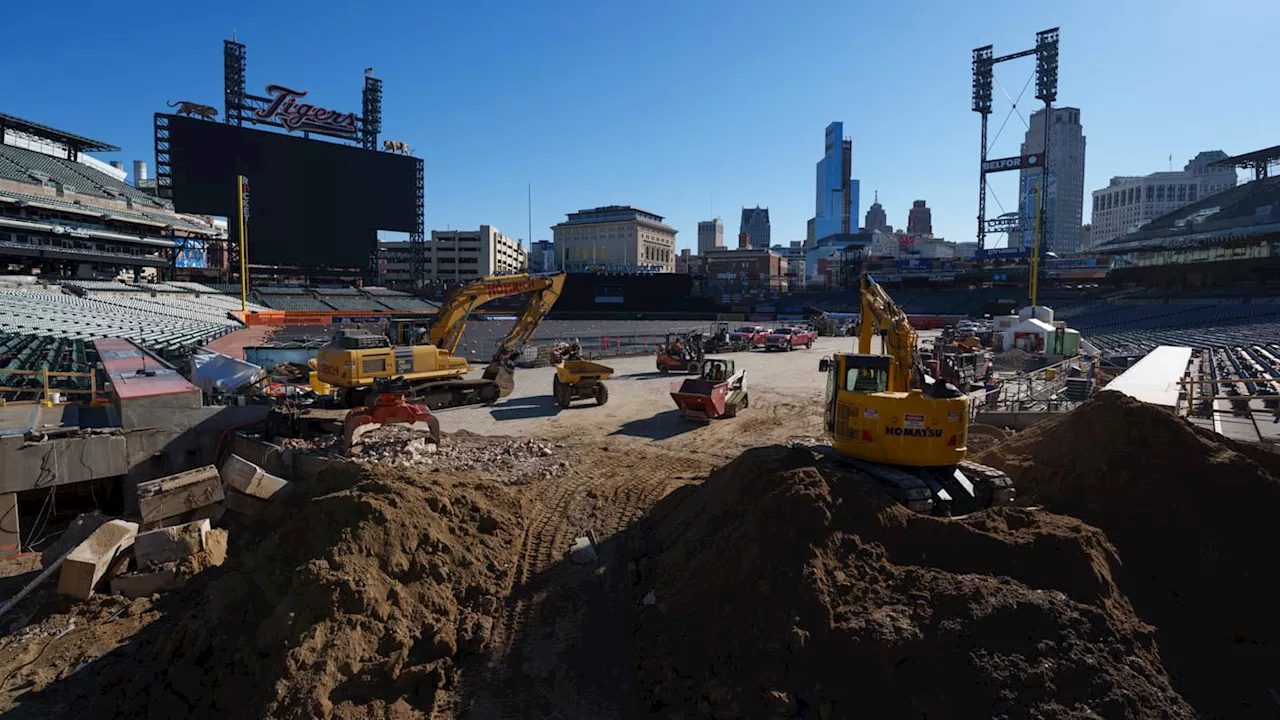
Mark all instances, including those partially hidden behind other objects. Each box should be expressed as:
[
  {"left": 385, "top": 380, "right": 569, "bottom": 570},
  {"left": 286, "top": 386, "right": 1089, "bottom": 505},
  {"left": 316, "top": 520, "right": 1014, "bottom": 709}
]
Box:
[
  {"left": 813, "top": 122, "right": 860, "bottom": 241},
  {"left": 697, "top": 218, "right": 724, "bottom": 254},
  {"left": 863, "top": 191, "right": 890, "bottom": 233},
  {"left": 906, "top": 200, "right": 932, "bottom": 235},
  {"left": 1018, "top": 107, "right": 1087, "bottom": 255},
  {"left": 528, "top": 239, "right": 557, "bottom": 273},
  {"left": 1088, "top": 151, "right": 1236, "bottom": 247},
  {"left": 377, "top": 226, "right": 526, "bottom": 286},
  {"left": 551, "top": 205, "right": 677, "bottom": 273},
  {"left": 427, "top": 226, "right": 527, "bottom": 282},
  {"left": 739, "top": 206, "right": 771, "bottom": 250}
]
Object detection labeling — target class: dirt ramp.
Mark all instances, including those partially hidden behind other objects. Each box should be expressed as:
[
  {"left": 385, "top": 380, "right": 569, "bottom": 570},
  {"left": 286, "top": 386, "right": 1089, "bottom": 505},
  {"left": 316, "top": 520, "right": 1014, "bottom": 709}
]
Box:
[
  {"left": 975, "top": 390, "right": 1280, "bottom": 718},
  {"left": 80, "top": 462, "right": 522, "bottom": 719},
  {"left": 630, "top": 446, "right": 1194, "bottom": 719}
]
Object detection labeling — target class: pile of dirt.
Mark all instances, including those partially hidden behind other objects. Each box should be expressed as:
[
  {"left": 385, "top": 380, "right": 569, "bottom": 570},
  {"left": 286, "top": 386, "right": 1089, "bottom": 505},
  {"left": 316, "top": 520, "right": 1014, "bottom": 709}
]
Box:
[
  {"left": 974, "top": 390, "right": 1280, "bottom": 717},
  {"left": 14, "top": 460, "right": 524, "bottom": 719},
  {"left": 629, "top": 445, "right": 1195, "bottom": 719},
  {"left": 989, "top": 347, "right": 1042, "bottom": 373}
]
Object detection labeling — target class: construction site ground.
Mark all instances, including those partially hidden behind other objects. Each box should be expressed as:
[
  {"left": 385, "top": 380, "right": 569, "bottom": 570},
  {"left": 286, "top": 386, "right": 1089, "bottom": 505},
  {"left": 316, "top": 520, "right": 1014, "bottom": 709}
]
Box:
[
  {"left": 438, "top": 335, "right": 863, "bottom": 456},
  {"left": 2, "top": 334, "right": 1277, "bottom": 718}
]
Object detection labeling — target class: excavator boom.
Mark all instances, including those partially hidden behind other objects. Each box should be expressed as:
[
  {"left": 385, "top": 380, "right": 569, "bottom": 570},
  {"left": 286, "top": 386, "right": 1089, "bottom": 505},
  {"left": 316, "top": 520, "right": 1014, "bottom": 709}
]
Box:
[
  {"left": 429, "top": 272, "right": 566, "bottom": 356},
  {"left": 317, "top": 272, "right": 565, "bottom": 409}
]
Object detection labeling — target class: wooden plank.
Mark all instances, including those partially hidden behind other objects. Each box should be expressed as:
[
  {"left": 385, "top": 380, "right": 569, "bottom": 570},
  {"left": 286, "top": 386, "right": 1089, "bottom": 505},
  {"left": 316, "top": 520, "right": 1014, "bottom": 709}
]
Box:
[{"left": 136, "top": 465, "right": 224, "bottom": 524}]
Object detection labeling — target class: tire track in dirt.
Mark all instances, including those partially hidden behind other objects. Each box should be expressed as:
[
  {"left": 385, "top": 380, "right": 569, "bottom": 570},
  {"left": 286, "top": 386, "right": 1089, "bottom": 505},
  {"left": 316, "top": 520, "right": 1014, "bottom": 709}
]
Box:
[{"left": 452, "top": 443, "right": 712, "bottom": 719}]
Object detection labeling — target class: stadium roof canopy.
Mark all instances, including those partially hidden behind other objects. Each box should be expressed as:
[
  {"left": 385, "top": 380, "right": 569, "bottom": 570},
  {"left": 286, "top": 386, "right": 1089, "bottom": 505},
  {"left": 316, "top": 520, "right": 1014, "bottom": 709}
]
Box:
[
  {"left": 1094, "top": 175, "right": 1280, "bottom": 253},
  {"left": 1209, "top": 144, "right": 1280, "bottom": 179},
  {"left": 0, "top": 112, "right": 120, "bottom": 152}
]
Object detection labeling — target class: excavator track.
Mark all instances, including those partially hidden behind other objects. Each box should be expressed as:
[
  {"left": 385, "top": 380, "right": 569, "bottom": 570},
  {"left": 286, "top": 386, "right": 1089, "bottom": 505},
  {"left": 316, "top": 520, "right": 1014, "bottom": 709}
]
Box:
[
  {"left": 819, "top": 447, "right": 1015, "bottom": 517},
  {"left": 410, "top": 378, "right": 501, "bottom": 410}
]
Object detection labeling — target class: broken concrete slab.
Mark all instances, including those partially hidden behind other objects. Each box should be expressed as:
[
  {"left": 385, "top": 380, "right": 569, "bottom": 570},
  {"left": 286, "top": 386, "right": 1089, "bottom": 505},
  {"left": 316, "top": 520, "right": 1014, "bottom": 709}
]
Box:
[
  {"left": 223, "top": 490, "right": 268, "bottom": 517},
  {"left": 220, "top": 454, "right": 289, "bottom": 500},
  {"left": 137, "top": 466, "right": 224, "bottom": 525},
  {"left": 134, "top": 519, "right": 210, "bottom": 569},
  {"left": 111, "top": 568, "right": 180, "bottom": 598},
  {"left": 187, "top": 503, "right": 227, "bottom": 527},
  {"left": 40, "top": 510, "right": 109, "bottom": 566},
  {"left": 57, "top": 519, "right": 139, "bottom": 600}
]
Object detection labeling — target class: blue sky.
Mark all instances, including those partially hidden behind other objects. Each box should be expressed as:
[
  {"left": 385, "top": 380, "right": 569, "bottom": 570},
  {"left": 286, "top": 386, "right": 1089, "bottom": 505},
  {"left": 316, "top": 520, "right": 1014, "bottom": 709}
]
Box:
[{"left": 3, "top": 0, "right": 1276, "bottom": 252}]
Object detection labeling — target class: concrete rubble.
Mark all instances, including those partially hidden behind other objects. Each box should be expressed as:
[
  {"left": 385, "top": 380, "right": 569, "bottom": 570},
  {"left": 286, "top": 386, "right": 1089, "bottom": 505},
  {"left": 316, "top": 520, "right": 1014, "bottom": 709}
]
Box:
[
  {"left": 285, "top": 424, "right": 572, "bottom": 483},
  {"left": 134, "top": 519, "right": 210, "bottom": 568},
  {"left": 220, "top": 454, "right": 290, "bottom": 500},
  {"left": 57, "top": 520, "right": 139, "bottom": 600}
]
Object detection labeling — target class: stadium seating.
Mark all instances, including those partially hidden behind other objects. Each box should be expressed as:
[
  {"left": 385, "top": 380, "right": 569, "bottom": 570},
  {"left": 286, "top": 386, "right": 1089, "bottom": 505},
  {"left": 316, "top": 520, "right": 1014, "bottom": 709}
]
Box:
[
  {"left": 373, "top": 295, "right": 436, "bottom": 311},
  {"left": 0, "top": 143, "right": 169, "bottom": 209},
  {"left": 0, "top": 288, "right": 239, "bottom": 354},
  {"left": 257, "top": 294, "right": 337, "bottom": 311},
  {"left": 0, "top": 331, "right": 93, "bottom": 402}
]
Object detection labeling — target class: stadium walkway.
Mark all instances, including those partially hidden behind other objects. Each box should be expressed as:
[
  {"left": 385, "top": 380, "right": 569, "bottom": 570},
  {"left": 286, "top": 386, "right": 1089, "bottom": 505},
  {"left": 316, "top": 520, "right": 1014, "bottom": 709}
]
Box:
[{"left": 204, "top": 325, "right": 280, "bottom": 360}]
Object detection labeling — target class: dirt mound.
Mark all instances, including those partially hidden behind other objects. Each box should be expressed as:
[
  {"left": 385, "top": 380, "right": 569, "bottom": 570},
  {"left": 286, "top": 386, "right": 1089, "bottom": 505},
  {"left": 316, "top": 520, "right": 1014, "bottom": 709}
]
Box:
[
  {"left": 629, "top": 446, "right": 1195, "bottom": 719},
  {"left": 14, "top": 461, "right": 524, "bottom": 719},
  {"left": 974, "top": 390, "right": 1280, "bottom": 717}
]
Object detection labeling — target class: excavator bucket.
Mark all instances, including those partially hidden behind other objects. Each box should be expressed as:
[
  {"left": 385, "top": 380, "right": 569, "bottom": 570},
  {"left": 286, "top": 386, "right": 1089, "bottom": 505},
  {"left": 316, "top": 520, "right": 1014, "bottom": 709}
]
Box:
[{"left": 482, "top": 361, "right": 516, "bottom": 398}]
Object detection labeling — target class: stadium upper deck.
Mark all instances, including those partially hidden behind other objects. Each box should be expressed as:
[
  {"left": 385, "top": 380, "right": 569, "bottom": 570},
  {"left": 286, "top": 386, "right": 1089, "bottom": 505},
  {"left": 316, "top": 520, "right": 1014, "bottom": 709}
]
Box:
[{"left": 0, "top": 112, "right": 223, "bottom": 275}]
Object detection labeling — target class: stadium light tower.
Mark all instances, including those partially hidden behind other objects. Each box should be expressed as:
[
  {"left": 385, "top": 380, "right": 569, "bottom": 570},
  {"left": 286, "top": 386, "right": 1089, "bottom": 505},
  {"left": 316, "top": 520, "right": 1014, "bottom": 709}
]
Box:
[
  {"left": 972, "top": 28, "right": 1061, "bottom": 307},
  {"left": 972, "top": 45, "right": 994, "bottom": 251},
  {"left": 1028, "top": 27, "right": 1059, "bottom": 307}
]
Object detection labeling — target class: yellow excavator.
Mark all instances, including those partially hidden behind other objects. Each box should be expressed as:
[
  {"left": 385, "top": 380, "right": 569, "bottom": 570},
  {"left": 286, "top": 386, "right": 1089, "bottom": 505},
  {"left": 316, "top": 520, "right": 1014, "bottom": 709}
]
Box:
[
  {"left": 315, "top": 272, "right": 566, "bottom": 409},
  {"left": 818, "top": 274, "right": 1014, "bottom": 516}
]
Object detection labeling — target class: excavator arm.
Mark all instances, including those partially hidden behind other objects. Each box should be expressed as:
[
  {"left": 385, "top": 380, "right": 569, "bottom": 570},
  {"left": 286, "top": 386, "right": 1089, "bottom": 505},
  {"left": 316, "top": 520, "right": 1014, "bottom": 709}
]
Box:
[
  {"left": 858, "top": 274, "right": 923, "bottom": 392},
  {"left": 428, "top": 272, "right": 567, "bottom": 355},
  {"left": 426, "top": 272, "right": 566, "bottom": 398}
]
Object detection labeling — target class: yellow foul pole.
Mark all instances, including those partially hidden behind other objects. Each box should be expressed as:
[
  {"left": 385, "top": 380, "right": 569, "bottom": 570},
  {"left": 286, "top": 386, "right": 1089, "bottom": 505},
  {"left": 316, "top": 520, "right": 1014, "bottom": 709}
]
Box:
[
  {"left": 1029, "top": 174, "right": 1043, "bottom": 307},
  {"left": 237, "top": 175, "right": 249, "bottom": 313}
]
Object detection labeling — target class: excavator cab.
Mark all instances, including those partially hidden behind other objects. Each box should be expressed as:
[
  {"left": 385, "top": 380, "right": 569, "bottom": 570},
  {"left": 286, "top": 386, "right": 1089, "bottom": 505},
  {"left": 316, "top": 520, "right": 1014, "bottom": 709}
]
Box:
[{"left": 387, "top": 317, "right": 432, "bottom": 346}]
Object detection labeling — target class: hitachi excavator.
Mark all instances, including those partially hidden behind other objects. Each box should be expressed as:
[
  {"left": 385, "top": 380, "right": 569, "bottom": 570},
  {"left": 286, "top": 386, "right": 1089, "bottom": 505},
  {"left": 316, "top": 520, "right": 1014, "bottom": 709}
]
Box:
[
  {"left": 315, "top": 272, "right": 566, "bottom": 409},
  {"left": 818, "top": 274, "right": 1014, "bottom": 516}
]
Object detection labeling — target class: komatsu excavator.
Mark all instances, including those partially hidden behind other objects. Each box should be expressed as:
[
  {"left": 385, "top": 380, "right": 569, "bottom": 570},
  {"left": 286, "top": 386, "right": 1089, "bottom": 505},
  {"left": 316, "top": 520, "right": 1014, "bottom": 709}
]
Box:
[
  {"left": 315, "top": 272, "right": 566, "bottom": 409},
  {"left": 818, "top": 274, "right": 1014, "bottom": 516}
]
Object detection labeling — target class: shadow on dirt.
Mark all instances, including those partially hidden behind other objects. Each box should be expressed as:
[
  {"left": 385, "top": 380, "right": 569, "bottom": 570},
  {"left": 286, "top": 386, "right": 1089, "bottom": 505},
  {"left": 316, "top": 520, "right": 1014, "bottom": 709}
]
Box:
[{"left": 609, "top": 410, "right": 700, "bottom": 441}]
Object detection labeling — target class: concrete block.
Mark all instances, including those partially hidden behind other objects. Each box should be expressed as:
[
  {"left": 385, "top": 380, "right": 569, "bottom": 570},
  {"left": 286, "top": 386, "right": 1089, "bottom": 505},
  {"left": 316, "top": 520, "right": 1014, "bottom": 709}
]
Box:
[
  {"left": 137, "top": 466, "right": 224, "bottom": 524},
  {"left": 224, "top": 490, "right": 268, "bottom": 517},
  {"left": 187, "top": 503, "right": 227, "bottom": 527},
  {"left": 134, "top": 519, "right": 210, "bottom": 569},
  {"left": 220, "top": 454, "right": 289, "bottom": 500},
  {"left": 42, "top": 511, "right": 109, "bottom": 566},
  {"left": 57, "top": 519, "right": 139, "bottom": 600},
  {"left": 110, "top": 568, "right": 180, "bottom": 598}
]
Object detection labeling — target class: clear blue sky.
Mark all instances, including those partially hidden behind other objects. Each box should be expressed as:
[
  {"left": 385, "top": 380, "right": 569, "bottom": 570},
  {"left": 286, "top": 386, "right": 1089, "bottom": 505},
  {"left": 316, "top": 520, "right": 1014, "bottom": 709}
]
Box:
[{"left": 3, "top": 0, "right": 1276, "bottom": 252}]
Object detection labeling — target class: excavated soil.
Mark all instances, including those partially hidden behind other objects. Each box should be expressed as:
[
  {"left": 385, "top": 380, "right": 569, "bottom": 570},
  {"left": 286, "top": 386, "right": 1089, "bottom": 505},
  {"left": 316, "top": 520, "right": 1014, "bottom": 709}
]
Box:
[
  {"left": 4, "top": 459, "right": 526, "bottom": 719},
  {"left": 629, "top": 445, "right": 1196, "bottom": 719},
  {"left": 975, "top": 390, "right": 1280, "bottom": 718}
]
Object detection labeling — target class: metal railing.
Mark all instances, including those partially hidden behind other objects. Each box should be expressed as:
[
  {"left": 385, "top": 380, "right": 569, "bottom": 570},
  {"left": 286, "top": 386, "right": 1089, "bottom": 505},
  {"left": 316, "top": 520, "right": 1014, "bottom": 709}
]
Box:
[
  {"left": 970, "top": 354, "right": 1097, "bottom": 421},
  {"left": 0, "top": 366, "right": 99, "bottom": 405}
]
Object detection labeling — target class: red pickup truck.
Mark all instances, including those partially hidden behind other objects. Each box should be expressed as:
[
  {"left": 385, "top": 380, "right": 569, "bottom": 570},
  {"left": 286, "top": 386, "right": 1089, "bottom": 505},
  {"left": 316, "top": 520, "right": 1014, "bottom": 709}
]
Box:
[
  {"left": 729, "top": 325, "right": 771, "bottom": 349},
  {"left": 764, "top": 326, "right": 816, "bottom": 351}
]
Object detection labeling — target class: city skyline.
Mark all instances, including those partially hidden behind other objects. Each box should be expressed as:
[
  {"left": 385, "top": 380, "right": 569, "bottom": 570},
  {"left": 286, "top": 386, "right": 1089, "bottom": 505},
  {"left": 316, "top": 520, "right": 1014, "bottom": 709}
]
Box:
[{"left": 3, "top": 2, "right": 1274, "bottom": 258}]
